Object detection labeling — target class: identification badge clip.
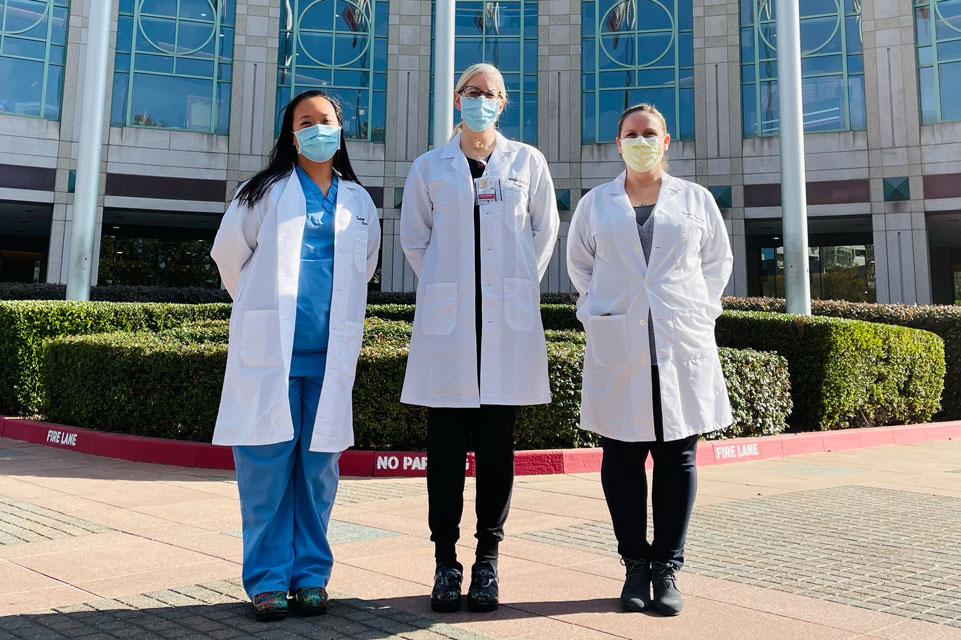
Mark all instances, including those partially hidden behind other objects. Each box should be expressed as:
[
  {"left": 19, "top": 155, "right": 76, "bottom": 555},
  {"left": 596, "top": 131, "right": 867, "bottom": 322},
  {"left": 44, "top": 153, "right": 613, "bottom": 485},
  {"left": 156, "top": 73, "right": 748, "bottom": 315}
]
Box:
[{"left": 474, "top": 177, "right": 502, "bottom": 205}]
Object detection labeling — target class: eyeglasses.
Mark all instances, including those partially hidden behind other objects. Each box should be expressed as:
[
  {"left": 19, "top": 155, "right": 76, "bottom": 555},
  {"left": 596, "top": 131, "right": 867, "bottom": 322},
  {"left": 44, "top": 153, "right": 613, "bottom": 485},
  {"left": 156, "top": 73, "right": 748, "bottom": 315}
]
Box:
[{"left": 460, "top": 85, "right": 502, "bottom": 100}]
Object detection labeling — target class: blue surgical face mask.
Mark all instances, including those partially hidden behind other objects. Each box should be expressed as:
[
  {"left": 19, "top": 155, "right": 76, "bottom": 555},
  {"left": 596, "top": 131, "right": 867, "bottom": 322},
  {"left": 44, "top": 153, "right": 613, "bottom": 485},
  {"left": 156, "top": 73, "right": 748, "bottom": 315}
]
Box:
[
  {"left": 459, "top": 96, "right": 501, "bottom": 132},
  {"left": 294, "top": 123, "right": 341, "bottom": 162}
]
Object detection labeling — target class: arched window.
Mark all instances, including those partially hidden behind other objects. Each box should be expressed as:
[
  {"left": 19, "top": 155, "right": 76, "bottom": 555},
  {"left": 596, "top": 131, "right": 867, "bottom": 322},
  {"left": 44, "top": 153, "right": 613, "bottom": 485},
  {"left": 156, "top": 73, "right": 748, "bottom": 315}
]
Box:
[
  {"left": 916, "top": 0, "right": 961, "bottom": 124},
  {"left": 111, "top": 0, "right": 235, "bottom": 134},
  {"left": 277, "top": 0, "right": 388, "bottom": 142},
  {"left": 581, "top": 0, "right": 694, "bottom": 144},
  {"left": 740, "top": 0, "right": 866, "bottom": 137},
  {"left": 431, "top": 0, "right": 539, "bottom": 144},
  {"left": 0, "top": 0, "right": 69, "bottom": 120}
]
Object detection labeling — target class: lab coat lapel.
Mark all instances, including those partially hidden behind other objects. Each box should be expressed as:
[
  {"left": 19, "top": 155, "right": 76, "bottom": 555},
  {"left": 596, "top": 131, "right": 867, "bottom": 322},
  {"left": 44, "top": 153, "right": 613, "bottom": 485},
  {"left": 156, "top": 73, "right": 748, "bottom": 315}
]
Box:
[
  {"left": 608, "top": 172, "right": 647, "bottom": 277},
  {"left": 276, "top": 172, "right": 306, "bottom": 374},
  {"left": 483, "top": 131, "right": 517, "bottom": 177},
  {"left": 646, "top": 173, "right": 683, "bottom": 268}
]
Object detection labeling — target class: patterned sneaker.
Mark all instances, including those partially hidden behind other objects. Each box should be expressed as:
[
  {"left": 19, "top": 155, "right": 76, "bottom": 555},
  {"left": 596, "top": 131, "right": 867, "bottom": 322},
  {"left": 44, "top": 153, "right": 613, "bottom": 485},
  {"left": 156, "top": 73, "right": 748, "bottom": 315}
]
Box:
[
  {"left": 251, "top": 591, "right": 288, "bottom": 622},
  {"left": 430, "top": 565, "right": 463, "bottom": 613},
  {"left": 467, "top": 561, "right": 499, "bottom": 613},
  {"left": 292, "top": 586, "right": 329, "bottom": 616}
]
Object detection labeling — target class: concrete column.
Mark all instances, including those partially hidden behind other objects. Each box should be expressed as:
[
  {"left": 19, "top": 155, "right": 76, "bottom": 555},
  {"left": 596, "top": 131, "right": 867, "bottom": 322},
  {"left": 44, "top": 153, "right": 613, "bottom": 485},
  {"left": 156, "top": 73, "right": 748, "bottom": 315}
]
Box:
[{"left": 862, "top": 0, "right": 931, "bottom": 304}]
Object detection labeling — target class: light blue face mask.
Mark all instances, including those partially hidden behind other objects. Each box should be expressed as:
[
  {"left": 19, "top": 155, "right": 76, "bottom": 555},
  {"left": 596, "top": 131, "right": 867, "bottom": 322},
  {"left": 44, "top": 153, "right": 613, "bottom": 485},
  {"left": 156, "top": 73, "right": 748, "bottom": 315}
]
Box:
[
  {"left": 459, "top": 96, "right": 501, "bottom": 132},
  {"left": 294, "top": 123, "right": 341, "bottom": 162}
]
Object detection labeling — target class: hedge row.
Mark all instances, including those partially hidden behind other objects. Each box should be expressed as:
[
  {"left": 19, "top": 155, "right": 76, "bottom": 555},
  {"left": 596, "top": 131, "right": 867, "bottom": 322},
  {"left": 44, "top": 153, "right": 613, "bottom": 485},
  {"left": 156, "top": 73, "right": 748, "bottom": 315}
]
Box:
[
  {"left": 40, "top": 318, "right": 793, "bottom": 449},
  {"left": 721, "top": 296, "right": 961, "bottom": 420},
  {"left": 715, "top": 311, "right": 945, "bottom": 430},
  {"left": 0, "top": 301, "right": 231, "bottom": 415}
]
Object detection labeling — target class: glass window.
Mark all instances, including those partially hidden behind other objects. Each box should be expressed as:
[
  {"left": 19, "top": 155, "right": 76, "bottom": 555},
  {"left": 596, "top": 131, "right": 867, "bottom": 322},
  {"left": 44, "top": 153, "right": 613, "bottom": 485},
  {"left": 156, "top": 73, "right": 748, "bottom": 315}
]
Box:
[
  {"left": 755, "top": 242, "right": 876, "bottom": 302},
  {"left": 0, "top": 0, "right": 69, "bottom": 120},
  {"left": 277, "top": 0, "right": 388, "bottom": 142},
  {"left": 99, "top": 225, "right": 220, "bottom": 287},
  {"left": 112, "top": 0, "right": 234, "bottom": 134},
  {"left": 740, "top": 0, "right": 866, "bottom": 137},
  {"left": 581, "top": 0, "right": 694, "bottom": 144},
  {"left": 916, "top": 1, "right": 961, "bottom": 124},
  {"left": 429, "top": 0, "right": 538, "bottom": 144}
]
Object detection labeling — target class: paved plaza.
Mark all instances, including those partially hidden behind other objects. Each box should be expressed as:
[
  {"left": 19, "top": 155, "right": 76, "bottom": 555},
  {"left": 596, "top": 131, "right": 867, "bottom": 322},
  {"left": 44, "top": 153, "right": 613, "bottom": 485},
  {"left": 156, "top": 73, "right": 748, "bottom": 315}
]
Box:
[{"left": 1, "top": 438, "right": 961, "bottom": 639}]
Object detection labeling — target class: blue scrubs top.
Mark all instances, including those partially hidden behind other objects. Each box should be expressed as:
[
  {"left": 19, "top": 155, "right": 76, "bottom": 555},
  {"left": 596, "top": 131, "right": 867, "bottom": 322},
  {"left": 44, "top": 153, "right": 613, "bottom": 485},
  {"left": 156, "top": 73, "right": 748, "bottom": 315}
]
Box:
[{"left": 291, "top": 166, "right": 338, "bottom": 377}]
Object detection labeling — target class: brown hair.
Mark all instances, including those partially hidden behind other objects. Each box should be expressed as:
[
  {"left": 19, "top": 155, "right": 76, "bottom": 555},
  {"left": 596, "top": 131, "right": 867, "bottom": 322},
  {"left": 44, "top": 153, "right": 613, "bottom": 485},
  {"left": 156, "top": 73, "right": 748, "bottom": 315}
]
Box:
[{"left": 617, "top": 103, "right": 669, "bottom": 171}]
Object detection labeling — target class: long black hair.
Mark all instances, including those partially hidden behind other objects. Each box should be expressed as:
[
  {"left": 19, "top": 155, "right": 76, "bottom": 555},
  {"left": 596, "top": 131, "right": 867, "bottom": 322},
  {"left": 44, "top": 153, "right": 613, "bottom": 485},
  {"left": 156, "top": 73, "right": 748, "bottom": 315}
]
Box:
[{"left": 236, "top": 90, "right": 361, "bottom": 207}]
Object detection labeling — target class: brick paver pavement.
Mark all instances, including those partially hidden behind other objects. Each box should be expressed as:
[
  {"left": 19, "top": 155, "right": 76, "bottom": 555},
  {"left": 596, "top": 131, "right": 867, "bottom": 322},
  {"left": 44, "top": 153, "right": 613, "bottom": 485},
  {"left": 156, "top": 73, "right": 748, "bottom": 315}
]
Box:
[{"left": 2, "top": 435, "right": 960, "bottom": 639}]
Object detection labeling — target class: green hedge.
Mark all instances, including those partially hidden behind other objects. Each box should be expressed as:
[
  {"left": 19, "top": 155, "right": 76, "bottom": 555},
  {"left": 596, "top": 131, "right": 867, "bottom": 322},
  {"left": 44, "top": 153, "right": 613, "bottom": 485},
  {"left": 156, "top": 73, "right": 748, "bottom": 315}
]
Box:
[
  {"left": 40, "top": 318, "right": 793, "bottom": 448},
  {"left": 715, "top": 311, "right": 945, "bottom": 430},
  {"left": 722, "top": 296, "right": 961, "bottom": 420},
  {"left": 0, "top": 301, "right": 231, "bottom": 415}
]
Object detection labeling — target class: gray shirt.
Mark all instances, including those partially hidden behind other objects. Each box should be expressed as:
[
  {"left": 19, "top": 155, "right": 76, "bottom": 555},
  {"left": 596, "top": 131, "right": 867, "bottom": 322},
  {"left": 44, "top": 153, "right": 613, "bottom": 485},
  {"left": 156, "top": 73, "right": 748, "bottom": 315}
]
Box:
[{"left": 634, "top": 205, "right": 657, "bottom": 363}]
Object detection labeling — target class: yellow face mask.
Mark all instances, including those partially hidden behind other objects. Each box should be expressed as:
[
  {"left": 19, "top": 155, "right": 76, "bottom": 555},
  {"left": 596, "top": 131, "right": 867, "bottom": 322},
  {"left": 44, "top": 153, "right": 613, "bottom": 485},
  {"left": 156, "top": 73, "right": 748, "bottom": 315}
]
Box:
[{"left": 620, "top": 136, "right": 663, "bottom": 173}]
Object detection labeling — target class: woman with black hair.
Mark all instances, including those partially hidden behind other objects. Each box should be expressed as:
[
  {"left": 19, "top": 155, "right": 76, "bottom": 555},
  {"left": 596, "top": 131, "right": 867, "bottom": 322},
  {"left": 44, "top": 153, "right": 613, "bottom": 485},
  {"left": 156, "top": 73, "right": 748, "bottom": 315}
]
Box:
[{"left": 210, "top": 91, "right": 380, "bottom": 622}]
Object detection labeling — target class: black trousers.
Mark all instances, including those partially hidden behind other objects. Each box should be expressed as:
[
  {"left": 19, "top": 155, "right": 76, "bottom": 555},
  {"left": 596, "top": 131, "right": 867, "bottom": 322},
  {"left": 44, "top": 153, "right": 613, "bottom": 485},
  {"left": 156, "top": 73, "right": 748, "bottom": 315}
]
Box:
[
  {"left": 600, "top": 367, "right": 698, "bottom": 567},
  {"left": 427, "top": 405, "right": 518, "bottom": 571}
]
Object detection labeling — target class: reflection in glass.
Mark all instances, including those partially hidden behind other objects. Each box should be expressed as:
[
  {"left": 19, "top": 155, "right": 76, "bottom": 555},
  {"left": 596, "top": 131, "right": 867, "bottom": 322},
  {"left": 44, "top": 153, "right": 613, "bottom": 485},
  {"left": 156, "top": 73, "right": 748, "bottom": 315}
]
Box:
[
  {"left": 278, "top": 0, "right": 388, "bottom": 142},
  {"left": 582, "top": 0, "right": 694, "bottom": 143},
  {"left": 111, "top": 0, "right": 234, "bottom": 134},
  {"left": 430, "top": 0, "right": 538, "bottom": 144},
  {"left": 0, "top": 0, "right": 69, "bottom": 120},
  {"left": 740, "top": 0, "right": 866, "bottom": 137},
  {"left": 758, "top": 243, "right": 876, "bottom": 303}
]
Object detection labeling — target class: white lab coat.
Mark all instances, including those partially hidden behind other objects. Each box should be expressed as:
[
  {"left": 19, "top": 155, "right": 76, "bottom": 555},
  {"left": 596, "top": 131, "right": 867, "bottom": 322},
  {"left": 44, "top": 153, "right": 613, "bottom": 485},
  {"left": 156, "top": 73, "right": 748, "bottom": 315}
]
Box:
[
  {"left": 400, "top": 131, "right": 560, "bottom": 407},
  {"left": 210, "top": 171, "right": 381, "bottom": 452},
  {"left": 566, "top": 172, "right": 734, "bottom": 442}
]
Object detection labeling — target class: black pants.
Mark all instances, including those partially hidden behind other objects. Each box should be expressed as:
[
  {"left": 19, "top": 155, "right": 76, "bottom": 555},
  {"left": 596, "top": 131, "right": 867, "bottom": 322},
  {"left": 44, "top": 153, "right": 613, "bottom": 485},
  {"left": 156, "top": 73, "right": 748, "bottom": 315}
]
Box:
[
  {"left": 427, "top": 405, "right": 518, "bottom": 571},
  {"left": 600, "top": 367, "right": 698, "bottom": 567}
]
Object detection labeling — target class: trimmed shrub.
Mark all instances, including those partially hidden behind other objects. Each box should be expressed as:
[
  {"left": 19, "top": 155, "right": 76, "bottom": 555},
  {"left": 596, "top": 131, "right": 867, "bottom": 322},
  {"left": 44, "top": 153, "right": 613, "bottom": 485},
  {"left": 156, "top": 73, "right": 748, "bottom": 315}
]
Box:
[
  {"left": 41, "top": 318, "right": 793, "bottom": 448},
  {"left": 0, "top": 301, "right": 231, "bottom": 415},
  {"left": 715, "top": 311, "right": 945, "bottom": 430},
  {"left": 0, "top": 283, "right": 232, "bottom": 304},
  {"left": 722, "top": 296, "right": 961, "bottom": 420}
]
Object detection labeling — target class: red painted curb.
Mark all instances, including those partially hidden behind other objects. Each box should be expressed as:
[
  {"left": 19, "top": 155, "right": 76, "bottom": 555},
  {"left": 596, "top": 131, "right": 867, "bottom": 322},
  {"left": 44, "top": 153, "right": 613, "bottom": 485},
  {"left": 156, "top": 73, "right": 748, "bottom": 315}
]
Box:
[{"left": 1, "top": 417, "right": 958, "bottom": 477}]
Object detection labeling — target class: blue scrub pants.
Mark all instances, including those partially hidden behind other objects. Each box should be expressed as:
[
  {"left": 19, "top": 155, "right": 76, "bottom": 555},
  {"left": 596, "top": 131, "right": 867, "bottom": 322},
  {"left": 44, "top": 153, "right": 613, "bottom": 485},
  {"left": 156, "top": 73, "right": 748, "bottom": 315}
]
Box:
[{"left": 233, "top": 375, "right": 340, "bottom": 597}]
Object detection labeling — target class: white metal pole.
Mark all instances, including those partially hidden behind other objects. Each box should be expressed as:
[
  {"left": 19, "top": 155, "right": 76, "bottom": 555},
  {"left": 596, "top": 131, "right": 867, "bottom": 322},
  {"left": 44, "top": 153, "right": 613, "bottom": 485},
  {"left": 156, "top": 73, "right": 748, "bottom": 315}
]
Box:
[
  {"left": 432, "top": 0, "right": 455, "bottom": 147},
  {"left": 775, "top": 0, "right": 811, "bottom": 315},
  {"left": 66, "top": 0, "right": 112, "bottom": 301}
]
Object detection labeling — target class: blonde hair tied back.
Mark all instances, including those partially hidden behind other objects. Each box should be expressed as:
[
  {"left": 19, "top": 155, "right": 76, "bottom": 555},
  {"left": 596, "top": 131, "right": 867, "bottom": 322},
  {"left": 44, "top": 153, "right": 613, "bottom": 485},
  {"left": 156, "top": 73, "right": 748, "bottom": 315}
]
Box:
[
  {"left": 617, "top": 102, "right": 670, "bottom": 172},
  {"left": 449, "top": 62, "right": 509, "bottom": 141}
]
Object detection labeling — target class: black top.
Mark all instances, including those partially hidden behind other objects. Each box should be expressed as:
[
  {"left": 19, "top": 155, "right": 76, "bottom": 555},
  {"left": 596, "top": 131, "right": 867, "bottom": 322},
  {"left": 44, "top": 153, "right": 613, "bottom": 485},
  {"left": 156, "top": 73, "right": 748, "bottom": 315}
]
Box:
[{"left": 467, "top": 156, "right": 488, "bottom": 389}]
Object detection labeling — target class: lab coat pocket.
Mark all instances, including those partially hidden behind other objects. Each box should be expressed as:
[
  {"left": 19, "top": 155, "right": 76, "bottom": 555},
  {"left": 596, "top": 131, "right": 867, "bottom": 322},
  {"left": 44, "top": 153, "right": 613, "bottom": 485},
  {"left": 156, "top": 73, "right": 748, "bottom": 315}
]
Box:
[
  {"left": 503, "top": 185, "right": 527, "bottom": 232},
  {"left": 672, "top": 307, "right": 716, "bottom": 361},
  {"left": 676, "top": 221, "right": 701, "bottom": 270},
  {"left": 587, "top": 314, "right": 628, "bottom": 367},
  {"left": 421, "top": 282, "right": 458, "bottom": 335},
  {"left": 239, "top": 309, "right": 282, "bottom": 368},
  {"left": 354, "top": 221, "right": 368, "bottom": 272},
  {"left": 504, "top": 277, "right": 536, "bottom": 332}
]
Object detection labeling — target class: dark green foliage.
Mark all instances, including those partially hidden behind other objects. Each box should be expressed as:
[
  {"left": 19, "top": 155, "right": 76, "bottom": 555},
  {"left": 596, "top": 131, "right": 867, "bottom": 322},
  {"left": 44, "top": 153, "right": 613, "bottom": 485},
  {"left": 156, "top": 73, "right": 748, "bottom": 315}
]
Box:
[
  {"left": 40, "top": 318, "right": 794, "bottom": 448},
  {"left": 710, "top": 348, "right": 793, "bottom": 439},
  {"left": 715, "top": 311, "right": 945, "bottom": 430},
  {"left": 0, "top": 301, "right": 231, "bottom": 414},
  {"left": 0, "top": 283, "right": 232, "bottom": 303},
  {"left": 42, "top": 332, "right": 227, "bottom": 441},
  {"left": 721, "top": 296, "right": 961, "bottom": 419}
]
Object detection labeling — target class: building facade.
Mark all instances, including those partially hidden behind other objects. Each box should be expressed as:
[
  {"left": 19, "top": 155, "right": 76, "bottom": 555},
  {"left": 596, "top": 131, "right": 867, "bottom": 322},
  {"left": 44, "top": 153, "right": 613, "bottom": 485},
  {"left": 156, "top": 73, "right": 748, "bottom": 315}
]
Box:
[{"left": 1, "top": 0, "right": 960, "bottom": 304}]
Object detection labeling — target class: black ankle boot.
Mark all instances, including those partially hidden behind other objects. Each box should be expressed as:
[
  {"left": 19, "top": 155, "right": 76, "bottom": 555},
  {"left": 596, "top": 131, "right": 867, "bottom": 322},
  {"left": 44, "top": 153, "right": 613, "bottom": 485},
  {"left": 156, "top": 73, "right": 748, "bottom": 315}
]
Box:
[
  {"left": 619, "top": 558, "right": 651, "bottom": 612},
  {"left": 467, "top": 561, "right": 499, "bottom": 612},
  {"left": 430, "top": 564, "right": 463, "bottom": 613},
  {"left": 651, "top": 561, "right": 684, "bottom": 616}
]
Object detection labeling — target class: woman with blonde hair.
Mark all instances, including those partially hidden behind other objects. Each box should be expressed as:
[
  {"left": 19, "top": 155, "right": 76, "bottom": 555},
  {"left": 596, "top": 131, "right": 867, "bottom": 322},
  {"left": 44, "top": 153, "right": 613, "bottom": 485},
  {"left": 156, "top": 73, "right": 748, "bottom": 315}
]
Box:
[
  {"left": 567, "top": 103, "right": 733, "bottom": 616},
  {"left": 400, "top": 62, "right": 559, "bottom": 613}
]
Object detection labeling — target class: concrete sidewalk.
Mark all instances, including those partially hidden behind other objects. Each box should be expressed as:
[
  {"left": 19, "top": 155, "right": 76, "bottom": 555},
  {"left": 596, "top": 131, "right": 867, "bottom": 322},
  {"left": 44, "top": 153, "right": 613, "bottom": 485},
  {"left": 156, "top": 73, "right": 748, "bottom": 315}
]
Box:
[{"left": 1, "top": 437, "right": 960, "bottom": 639}]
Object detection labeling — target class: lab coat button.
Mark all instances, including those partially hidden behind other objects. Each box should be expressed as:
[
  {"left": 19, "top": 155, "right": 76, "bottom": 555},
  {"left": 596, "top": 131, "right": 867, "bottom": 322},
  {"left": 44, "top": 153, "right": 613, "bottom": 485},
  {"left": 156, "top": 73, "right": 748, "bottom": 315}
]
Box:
[
  {"left": 633, "top": 246, "right": 640, "bottom": 254},
  {"left": 641, "top": 357, "right": 649, "bottom": 364},
  {"left": 639, "top": 319, "right": 646, "bottom": 326}
]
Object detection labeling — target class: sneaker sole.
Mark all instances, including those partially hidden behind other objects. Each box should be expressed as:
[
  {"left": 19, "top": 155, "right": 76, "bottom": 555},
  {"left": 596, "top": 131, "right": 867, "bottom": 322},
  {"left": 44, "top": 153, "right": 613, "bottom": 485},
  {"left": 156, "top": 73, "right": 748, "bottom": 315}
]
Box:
[
  {"left": 431, "top": 597, "right": 462, "bottom": 613},
  {"left": 254, "top": 610, "right": 288, "bottom": 622},
  {"left": 467, "top": 600, "right": 498, "bottom": 613}
]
